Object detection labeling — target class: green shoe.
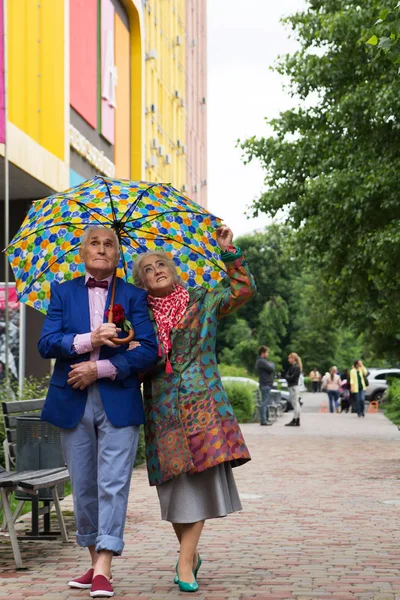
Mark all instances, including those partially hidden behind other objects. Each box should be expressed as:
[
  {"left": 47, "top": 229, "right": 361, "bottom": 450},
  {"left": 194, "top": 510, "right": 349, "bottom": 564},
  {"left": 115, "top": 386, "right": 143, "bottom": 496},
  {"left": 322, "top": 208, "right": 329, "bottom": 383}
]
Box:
[
  {"left": 193, "top": 554, "right": 202, "bottom": 579},
  {"left": 175, "top": 564, "right": 199, "bottom": 592},
  {"left": 178, "top": 578, "right": 199, "bottom": 593}
]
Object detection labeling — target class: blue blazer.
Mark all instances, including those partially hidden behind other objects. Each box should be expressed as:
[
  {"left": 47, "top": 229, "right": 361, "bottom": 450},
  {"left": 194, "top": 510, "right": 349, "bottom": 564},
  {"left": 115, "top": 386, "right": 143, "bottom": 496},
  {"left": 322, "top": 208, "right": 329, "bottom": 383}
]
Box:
[{"left": 38, "top": 276, "right": 158, "bottom": 429}]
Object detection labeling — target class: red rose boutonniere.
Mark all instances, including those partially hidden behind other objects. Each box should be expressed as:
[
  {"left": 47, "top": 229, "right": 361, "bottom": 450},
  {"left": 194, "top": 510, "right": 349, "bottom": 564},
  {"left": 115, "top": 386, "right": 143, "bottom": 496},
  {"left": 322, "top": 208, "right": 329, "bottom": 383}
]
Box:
[{"left": 105, "top": 303, "right": 132, "bottom": 333}]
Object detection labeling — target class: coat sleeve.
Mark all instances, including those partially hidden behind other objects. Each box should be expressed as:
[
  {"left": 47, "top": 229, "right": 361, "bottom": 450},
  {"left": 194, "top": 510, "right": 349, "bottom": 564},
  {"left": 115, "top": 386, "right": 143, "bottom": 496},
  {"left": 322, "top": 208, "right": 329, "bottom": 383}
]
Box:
[
  {"left": 204, "top": 250, "right": 256, "bottom": 319},
  {"left": 38, "top": 283, "right": 79, "bottom": 360},
  {"left": 107, "top": 288, "right": 158, "bottom": 379}
]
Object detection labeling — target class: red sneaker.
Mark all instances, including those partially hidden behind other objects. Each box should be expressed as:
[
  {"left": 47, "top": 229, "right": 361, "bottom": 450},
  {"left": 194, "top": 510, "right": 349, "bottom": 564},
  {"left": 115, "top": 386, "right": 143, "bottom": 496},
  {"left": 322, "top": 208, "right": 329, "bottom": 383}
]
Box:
[
  {"left": 90, "top": 575, "right": 114, "bottom": 598},
  {"left": 68, "top": 568, "right": 94, "bottom": 589},
  {"left": 68, "top": 569, "right": 113, "bottom": 590}
]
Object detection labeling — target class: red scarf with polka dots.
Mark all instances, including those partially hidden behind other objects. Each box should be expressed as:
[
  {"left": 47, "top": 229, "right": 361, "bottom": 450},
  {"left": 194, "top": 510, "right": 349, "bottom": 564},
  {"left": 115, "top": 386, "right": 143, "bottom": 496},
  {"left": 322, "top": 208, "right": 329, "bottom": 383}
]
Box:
[{"left": 147, "top": 284, "right": 190, "bottom": 373}]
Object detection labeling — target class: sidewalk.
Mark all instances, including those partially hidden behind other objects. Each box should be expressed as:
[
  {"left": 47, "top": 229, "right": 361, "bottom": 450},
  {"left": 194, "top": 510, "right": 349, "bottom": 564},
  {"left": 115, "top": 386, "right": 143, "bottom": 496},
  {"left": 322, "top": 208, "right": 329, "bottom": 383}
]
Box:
[{"left": 1, "top": 392, "right": 400, "bottom": 599}]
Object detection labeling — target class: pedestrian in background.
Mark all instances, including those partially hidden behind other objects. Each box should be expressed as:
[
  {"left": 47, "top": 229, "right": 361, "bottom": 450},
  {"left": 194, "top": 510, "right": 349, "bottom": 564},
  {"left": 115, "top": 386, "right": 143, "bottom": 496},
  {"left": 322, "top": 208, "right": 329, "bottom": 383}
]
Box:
[
  {"left": 350, "top": 359, "right": 368, "bottom": 417},
  {"left": 255, "top": 346, "right": 275, "bottom": 426},
  {"left": 309, "top": 367, "right": 322, "bottom": 393},
  {"left": 325, "top": 367, "right": 342, "bottom": 413},
  {"left": 339, "top": 368, "right": 351, "bottom": 413},
  {"left": 285, "top": 352, "right": 302, "bottom": 427}
]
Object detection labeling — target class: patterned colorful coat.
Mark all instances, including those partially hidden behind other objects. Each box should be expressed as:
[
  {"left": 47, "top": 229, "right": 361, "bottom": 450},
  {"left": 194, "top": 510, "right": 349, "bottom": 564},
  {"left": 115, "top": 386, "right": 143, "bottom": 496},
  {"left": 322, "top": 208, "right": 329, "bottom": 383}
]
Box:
[{"left": 143, "top": 251, "right": 256, "bottom": 486}]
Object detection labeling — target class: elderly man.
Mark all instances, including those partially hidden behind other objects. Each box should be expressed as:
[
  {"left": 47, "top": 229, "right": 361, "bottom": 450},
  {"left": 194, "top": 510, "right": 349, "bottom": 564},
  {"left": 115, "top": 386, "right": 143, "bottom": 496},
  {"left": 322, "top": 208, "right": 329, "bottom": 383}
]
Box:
[{"left": 38, "top": 225, "right": 158, "bottom": 598}]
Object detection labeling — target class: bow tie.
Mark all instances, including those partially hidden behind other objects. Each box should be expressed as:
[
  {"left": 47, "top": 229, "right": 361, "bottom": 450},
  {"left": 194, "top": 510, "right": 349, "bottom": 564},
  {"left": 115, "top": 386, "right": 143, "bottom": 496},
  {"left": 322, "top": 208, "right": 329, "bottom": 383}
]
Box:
[{"left": 87, "top": 277, "right": 109, "bottom": 290}]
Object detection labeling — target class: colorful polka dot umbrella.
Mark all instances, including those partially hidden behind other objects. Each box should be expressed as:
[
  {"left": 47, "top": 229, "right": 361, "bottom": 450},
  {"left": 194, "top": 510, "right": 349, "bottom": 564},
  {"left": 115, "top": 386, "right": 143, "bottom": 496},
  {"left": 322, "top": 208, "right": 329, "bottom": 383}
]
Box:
[{"left": 5, "top": 176, "right": 227, "bottom": 313}]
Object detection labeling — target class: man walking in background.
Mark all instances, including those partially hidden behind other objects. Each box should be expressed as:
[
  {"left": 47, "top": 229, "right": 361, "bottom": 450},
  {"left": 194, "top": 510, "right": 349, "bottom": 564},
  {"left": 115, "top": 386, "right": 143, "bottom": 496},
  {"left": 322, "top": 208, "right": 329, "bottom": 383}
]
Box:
[
  {"left": 309, "top": 367, "right": 322, "bottom": 393},
  {"left": 255, "top": 346, "right": 275, "bottom": 426}
]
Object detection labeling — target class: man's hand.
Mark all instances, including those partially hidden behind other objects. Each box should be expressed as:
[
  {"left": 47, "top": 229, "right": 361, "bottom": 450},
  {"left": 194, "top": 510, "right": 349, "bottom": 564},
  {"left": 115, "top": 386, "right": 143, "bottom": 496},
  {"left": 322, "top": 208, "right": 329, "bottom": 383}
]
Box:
[
  {"left": 216, "top": 225, "right": 233, "bottom": 252},
  {"left": 91, "top": 323, "right": 121, "bottom": 348},
  {"left": 68, "top": 362, "right": 98, "bottom": 390}
]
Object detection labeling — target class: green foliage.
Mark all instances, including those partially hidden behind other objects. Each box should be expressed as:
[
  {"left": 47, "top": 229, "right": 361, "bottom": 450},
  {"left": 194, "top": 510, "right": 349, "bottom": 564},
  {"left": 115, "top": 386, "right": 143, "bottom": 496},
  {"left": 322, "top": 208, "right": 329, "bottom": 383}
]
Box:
[
  {"left": 217, "top": 363, "right": 256, "bottom": 379},
  {"left": 134, "top": 426, "right": 146, "bottom": 467},
  {"left": 223, "top": 382, "right": 255, "bottom": 423},
  {"left": 258, "top": 296, "right": 289, "bottom": 372},
  {"left": 240, "top": 0, "right": 400, "bottom": 358},
  {"left": 217, "top": 224, "right": 301, "bottom": 371},
  {"left": 384, "top": 379, "right": 400, "bottom": 424},
  {"left": 366, "top": 3, "right": 400, "bottom": 65}
]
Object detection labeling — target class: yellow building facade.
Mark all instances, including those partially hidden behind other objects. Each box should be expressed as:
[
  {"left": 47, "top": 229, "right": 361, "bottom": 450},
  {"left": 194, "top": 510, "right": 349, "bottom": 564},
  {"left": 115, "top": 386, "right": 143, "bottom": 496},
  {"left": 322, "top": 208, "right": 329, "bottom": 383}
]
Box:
[{"left": 144, "top": 0, "right": 186, "bottom": 193}]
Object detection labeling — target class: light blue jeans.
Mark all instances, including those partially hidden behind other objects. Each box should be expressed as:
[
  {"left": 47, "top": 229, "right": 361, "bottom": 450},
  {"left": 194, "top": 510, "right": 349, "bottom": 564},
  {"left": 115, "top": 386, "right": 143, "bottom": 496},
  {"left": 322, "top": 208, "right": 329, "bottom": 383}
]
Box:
[{"left": 60, "top": 384, "right": 139, "bottom": 555}]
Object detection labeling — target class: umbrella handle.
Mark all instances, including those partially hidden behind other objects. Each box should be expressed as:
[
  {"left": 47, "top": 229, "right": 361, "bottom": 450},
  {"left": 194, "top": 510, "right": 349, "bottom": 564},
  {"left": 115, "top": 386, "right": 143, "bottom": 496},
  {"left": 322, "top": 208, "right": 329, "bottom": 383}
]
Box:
[{"left": 109, "top": 328, "right": 135, "bottom": 346}]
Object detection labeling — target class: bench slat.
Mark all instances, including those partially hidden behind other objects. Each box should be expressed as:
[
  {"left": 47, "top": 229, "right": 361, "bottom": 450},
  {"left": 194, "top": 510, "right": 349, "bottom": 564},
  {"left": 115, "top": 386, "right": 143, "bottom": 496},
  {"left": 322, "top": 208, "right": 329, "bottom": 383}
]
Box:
[
  {"left": 2, "top": 399, "right": 45, "bottom": 415},
  {"left": 6, "top": 430, "right": 17, "bottom": 443},
  {"left": 18, "top": 469, "right": 70, "bottom": 490},
  {"left": 0, "top": 467, "right": 67, "bottom": 487}
]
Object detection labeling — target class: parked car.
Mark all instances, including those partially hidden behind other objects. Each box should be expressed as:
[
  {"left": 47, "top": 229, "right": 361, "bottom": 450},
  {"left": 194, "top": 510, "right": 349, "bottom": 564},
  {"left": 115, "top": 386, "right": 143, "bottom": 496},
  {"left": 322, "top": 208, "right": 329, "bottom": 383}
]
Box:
[
  {"left": 221, "top": 377, "right": 290, "bottom": 403},
  {"left": 364, "top": 368, "right": 400, "bottom": 402}
]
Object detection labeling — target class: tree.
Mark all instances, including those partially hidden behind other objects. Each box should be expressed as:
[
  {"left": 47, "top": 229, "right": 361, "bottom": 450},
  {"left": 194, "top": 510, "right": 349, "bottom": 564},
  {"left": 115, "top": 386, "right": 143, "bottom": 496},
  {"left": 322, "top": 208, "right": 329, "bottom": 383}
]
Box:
[
  {"left": 257, "top": 296, "right": 289, "bottom": 372},
  {"left": 240, "top": 0, "right": 400, "bottom": 357},
  {"left": 366, "top": 3, "right": 400, "bottom": 64},
  {"left": 216, "top": 224, "right": 301, "bottom": 370}
]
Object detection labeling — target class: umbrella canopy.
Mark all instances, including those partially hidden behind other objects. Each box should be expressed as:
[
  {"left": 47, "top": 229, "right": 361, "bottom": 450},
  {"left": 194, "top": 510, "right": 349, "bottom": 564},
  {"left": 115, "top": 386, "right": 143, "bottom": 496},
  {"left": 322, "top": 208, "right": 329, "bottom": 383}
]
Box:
[{"left": 5, "top": 177, "right": 226, "bottom": 313}]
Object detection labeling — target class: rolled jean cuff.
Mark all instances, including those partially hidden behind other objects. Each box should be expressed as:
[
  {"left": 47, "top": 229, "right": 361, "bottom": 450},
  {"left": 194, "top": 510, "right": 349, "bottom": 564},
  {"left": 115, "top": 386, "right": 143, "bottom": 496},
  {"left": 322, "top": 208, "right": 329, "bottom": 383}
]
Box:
[
  {"left": 76, "top": 532, "right": 98, "bottom": 548},
  {"left": 96, "top": 534, "right": 124, "bottom": 556}
]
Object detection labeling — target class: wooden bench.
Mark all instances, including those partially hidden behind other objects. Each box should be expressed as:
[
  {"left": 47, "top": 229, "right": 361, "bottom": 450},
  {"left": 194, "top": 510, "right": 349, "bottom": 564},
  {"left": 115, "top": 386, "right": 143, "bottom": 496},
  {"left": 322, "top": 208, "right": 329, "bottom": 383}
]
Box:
[
  {"left": 1, "top": 398, "right": 70, "bottom": 568},
  {"left": 2, "top": 398, "right": 46, "bottom": 471},
  {"left": 0, "top": 465, "right": 69, "bottom": 568}
]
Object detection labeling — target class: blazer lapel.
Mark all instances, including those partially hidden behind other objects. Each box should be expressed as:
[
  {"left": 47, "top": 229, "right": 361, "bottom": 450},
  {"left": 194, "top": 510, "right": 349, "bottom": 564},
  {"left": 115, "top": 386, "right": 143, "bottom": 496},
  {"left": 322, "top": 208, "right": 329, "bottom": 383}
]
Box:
[{"left": 77, "top": 277, "right": 90, "bottom": 331}]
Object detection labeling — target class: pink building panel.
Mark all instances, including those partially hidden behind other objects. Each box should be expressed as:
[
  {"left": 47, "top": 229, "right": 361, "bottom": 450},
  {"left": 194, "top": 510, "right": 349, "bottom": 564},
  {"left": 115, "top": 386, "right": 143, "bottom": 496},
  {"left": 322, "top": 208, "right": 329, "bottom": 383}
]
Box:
[{"left": 185, "top": 0, "right": 207, "bottom": 208}]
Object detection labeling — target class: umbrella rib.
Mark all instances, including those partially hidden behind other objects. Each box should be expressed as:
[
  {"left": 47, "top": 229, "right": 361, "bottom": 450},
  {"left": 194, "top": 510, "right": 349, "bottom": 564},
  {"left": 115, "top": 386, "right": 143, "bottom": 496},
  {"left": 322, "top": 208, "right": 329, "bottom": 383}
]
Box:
[
  {"left": 119, "top": 182, "right": 160, "bottom": 225},
  {"left": 15, "top": 242, "right": 83, "bottom": 301},
  {"left": 102, "top": 178, "right": 119, "bottom": 227},
  {"left": 122, "top": 208, "right": 217, "bottom": 230},
  {"left": 119, "top": 229, "right": 227, "bottom": 273},
  {"left": 6, "top": 207, "right": 111, "bottom": 247},
  {"left": 5, "top": 222, "right": 92, "bottom": 248},
  {"left": 68, "top": 200, "right": 114, "bottom": 225}
]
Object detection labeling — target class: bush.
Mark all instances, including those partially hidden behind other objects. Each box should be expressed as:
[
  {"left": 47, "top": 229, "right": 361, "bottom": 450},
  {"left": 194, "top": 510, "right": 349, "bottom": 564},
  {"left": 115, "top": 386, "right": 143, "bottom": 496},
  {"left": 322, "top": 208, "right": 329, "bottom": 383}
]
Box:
[
  {"left": 384, "top": 379, "right": 400, "bottom": 426},
  {"left": 134, "top": 426, "right": 146, "bottom": 467},
  {"left": 223, "top": 382, "right": 255, "bottom": 423},
  {"left": 218, "top": 363, "right": 256, "bottom": 379},
  {"left": 303, "top": 376, "right": 312, "bottom": 392}
]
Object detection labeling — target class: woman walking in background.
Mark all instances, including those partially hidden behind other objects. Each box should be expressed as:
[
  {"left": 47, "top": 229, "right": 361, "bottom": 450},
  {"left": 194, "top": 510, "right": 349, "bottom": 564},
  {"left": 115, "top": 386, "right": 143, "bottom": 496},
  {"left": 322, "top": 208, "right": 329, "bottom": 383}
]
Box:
[
  {"left": 325, "top": 367, "right": 342, "bottom": 413},
  {"left": 285, "top": 353, "right": 302, "bottom": 427},
  {"left": 339, "top": 368, "right": 351, "bottom": 413},
  {"left": 350, "top": 360, "right": 368, "bottom": 417},
  {"left": 132, "top": 226, "right": 254, "bottom": 593}
]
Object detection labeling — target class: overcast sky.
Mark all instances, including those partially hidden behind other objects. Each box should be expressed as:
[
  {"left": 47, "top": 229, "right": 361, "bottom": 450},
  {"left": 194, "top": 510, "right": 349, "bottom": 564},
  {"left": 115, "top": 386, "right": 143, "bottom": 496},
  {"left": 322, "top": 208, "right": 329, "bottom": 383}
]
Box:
[{"left": 207, "top": 0, "right": 306, "bottom": 238}]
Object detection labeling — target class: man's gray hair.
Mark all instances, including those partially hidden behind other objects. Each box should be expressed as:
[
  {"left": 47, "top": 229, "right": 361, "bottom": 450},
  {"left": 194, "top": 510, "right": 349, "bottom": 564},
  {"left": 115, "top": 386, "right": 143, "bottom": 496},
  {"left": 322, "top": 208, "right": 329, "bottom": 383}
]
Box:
[{"left": 80, "top": 225, "right": 120, "bottom": 251}]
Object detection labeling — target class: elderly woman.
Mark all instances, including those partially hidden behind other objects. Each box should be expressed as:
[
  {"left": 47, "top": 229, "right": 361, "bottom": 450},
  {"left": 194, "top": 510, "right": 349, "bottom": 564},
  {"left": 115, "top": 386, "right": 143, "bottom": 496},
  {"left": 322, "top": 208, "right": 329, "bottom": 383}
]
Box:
[{"left": 132, "top": 226, "right": 255, "bottom": 593}]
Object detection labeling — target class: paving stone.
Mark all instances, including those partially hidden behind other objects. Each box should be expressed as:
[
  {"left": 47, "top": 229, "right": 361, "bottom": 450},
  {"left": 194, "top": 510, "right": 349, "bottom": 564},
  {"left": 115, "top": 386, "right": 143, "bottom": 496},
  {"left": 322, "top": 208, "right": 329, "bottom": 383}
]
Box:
[{"left": 1, "top": 393, "right": 400, "bottom": 598}]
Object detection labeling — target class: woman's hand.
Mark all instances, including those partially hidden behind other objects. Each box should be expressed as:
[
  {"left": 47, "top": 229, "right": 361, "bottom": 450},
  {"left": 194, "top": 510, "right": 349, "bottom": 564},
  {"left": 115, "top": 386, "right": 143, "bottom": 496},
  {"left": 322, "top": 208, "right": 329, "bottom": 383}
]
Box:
[
  {"left": 128, "top": 341, "right": 141, "bottom": 351},
  {"left": 216, "top": 226, "right": 233, "bottom": 252}
]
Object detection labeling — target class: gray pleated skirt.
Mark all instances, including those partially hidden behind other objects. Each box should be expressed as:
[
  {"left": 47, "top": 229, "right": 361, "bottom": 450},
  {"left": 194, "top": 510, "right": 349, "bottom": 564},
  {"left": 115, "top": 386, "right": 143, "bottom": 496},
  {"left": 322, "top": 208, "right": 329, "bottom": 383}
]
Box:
[{"left": 156, "top": 462, "right": 243, "bottom": 523}]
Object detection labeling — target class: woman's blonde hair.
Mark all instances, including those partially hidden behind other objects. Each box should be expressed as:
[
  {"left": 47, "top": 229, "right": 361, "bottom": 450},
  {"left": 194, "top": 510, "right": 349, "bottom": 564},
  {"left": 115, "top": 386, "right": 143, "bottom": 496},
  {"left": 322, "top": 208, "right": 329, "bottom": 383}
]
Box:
[
  {"left": 132, "top": 251, "right": 180, "bottom": 290},
  {"left": 289, "top": 352, "right": 303, "bottom": 372}
]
